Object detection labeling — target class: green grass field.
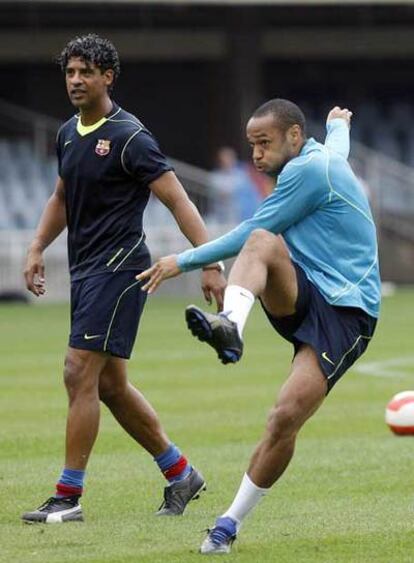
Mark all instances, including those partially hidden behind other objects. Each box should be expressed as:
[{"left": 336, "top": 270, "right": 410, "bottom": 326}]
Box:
[{"left": 1, "top": 291, "right": 414, "bottom": 562}]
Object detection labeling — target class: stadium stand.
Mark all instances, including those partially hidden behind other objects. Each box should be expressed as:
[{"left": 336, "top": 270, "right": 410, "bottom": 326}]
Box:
[
  {"left": 2, "top": 98, "right": 414, "bottom": 230},
  {"left": 0, "top": 138, "right": 55, "bottom": 229},
  {"left": 304, "top": 100, "right": 414, "bottom": 168}
]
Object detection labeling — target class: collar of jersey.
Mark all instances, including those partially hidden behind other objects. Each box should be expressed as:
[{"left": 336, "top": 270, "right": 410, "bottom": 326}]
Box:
[
  {"left": 75, "top": 103, "right": 120, "bottom": 137},
  {"left": 299, "top": 137, "right": 317, "bottom": 156},
  {"left": 76, "top": 116, "right": 107, "bottom": 137}
]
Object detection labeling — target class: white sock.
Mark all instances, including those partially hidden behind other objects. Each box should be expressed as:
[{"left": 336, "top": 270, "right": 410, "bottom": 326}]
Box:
[
  {"left": 221, "top": 473, "right": 269, "bottom": 530},
  {"left": 222, "top": 285, "right": 255, "bottom": 338}
]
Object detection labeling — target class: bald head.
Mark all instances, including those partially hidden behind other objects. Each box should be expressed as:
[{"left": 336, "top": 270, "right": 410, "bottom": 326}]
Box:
[{"left": 252, "top": 98, "right": 306, "bottom": 137}]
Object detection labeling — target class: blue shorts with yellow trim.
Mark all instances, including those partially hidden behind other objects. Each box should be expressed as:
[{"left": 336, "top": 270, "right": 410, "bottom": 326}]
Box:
[
  {"left": 69, "top": 270, "right": 148, "bottom": 359},
  {"left": 261, "top": 262, "right": 377, "bottom": 393}
]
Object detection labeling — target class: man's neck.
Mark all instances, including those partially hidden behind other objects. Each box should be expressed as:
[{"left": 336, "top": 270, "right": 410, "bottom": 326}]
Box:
[
  {"left": 295, "top": 138, "right": 307, "bottom": 157},
  {"left": 79, "top": 98, "right": 113, "bottom": 126}
]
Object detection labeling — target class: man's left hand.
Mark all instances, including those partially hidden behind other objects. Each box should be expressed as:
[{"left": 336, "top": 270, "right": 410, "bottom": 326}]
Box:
[{"left": 327, "top": 106, "right": 353, "bottom": 128}]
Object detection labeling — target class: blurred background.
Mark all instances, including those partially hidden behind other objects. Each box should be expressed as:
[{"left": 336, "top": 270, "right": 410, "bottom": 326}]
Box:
[{"left": 0, "top": 0, "right": 413, "bottom": 301}]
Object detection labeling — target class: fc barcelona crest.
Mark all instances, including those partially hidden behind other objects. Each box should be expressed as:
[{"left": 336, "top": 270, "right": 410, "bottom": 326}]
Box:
[{"left": 95, "top": 139, "right": 111, "bottom": 156}]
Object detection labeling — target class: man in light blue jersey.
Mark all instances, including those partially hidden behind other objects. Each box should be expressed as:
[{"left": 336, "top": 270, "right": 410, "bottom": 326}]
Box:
[{"left": 137, "top": 101, "right": 380, "bottom": 554}]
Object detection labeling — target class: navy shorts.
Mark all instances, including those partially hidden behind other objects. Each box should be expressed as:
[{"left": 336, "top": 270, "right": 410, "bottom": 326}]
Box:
[
  {"left": 69, "top": 271, "right": 147, "bottom": 359},
  {"left": 261, "top": 262, "right": 377, "bottom": 392}
]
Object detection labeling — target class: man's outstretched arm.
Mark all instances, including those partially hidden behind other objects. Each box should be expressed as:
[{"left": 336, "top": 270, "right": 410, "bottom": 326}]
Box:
[{"left": 137, "top": 156, "right": 326, "bottom": 294}]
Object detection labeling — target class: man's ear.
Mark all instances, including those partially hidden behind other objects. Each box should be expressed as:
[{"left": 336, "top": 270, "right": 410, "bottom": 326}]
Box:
[
  {"left": 287, "top": 124, "right": 302, "bottom": 144},
  {"left": 104, "top": 69, "right": 114, "bottom": 88}
]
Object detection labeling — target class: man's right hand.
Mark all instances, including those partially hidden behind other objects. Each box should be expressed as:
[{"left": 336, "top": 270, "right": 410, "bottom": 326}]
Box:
[
  {"left": 24, "top": 246, "right": 46, "bottom": 297},
  {"left": 326, "top": 106, "right": 353, "bottom": 128}
]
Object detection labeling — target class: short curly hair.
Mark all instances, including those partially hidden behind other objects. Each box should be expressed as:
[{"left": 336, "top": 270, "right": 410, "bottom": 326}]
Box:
[{"left": 57, "top": 34, "right": 120, "bottom": 93}]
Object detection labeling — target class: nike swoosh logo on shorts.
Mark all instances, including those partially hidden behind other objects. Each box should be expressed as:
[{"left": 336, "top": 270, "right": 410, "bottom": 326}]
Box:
[
  {"left": 321, "top": 351, "right": 335, "bottom": 366},
  {"left": 84, "top": 333, "right": 102, "bottom": 340}
]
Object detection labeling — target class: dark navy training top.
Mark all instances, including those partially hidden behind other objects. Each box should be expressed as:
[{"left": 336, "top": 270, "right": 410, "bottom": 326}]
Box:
[{"left": 56, "top": 103, "right": 173, "bottom": 280}]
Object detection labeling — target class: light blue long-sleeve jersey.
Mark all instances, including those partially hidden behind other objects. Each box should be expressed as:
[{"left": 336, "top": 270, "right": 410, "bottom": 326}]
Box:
[{"left": 178, "top": 119, "right": 381, "bottom": 318}]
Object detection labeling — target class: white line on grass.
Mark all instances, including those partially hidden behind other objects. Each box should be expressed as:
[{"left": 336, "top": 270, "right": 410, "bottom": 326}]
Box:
[{"left": 354, "top": 356, "right": 414, "bottom": 378}]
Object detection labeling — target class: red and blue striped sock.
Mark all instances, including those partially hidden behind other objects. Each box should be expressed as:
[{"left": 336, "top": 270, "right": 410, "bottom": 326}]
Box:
[
  {"left": 55, "top": 468, "right": 85, "bottom": 498},
  {"left": 154, "top": 443, "right": 192, "bottom": 483}
]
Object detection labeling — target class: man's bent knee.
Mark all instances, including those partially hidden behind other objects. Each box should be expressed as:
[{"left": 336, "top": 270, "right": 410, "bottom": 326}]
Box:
[
  {"left": 99, "top": 376, "right": 127, "bottom": 405},
  {"left": 244, "top": 230, "right": 289, "bottom": 263},
  {"left": 246, "top": 229, "right": 282, "bottom": 248},
  {"left": 266, "top": 402, "right": 302, "bottom": 443}
]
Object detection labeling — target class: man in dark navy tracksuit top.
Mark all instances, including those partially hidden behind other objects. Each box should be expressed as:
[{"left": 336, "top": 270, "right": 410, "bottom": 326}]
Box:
[{"left": 22, "top": 34, "right": 225, "bottom": 524}]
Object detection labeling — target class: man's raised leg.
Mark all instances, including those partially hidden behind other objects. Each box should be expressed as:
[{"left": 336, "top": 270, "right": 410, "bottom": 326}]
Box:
[{"left": 186, "top": 229, "right": 297, "bottom": 363}]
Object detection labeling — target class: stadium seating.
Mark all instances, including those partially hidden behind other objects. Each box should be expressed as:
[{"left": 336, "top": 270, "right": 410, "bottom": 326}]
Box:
[
  {"left": 2, "top": 98, "right": 414, "bottom": 231},
  {"left": 0, "top": 138, "right": 55, "bottom": 229},
  {"left": 304, "top": 101, "right": 414, "bottom": 167}
]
